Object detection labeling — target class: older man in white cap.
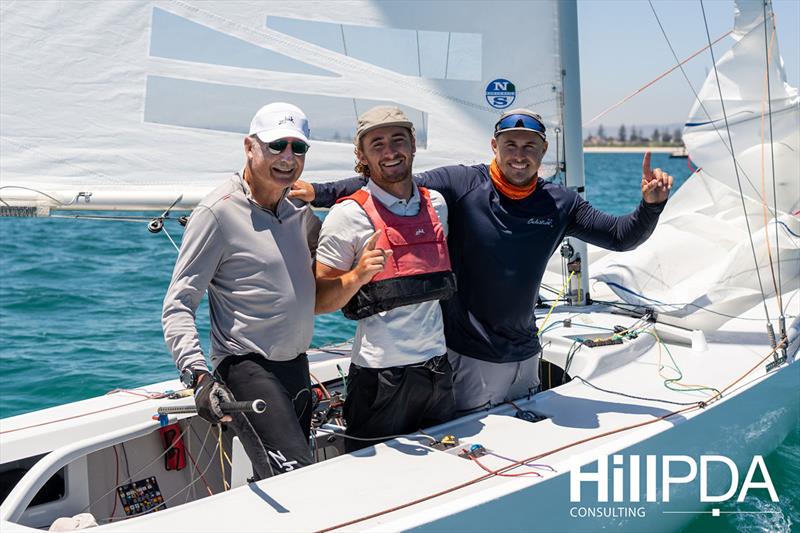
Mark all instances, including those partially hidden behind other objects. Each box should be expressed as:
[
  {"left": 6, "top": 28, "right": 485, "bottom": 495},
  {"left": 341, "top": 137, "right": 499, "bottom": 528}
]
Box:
[{"left": 162, "top": 102, "right": 321, "bottom": 478}]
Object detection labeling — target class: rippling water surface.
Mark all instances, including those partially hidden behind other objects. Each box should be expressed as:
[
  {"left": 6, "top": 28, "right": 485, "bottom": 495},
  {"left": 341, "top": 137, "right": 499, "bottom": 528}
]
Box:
[{"left": 0, "top": 154, "right": 795, "bottom": 532}]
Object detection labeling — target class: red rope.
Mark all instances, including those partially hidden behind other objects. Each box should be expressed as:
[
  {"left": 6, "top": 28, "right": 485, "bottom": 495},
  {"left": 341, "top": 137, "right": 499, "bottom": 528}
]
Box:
[
  {"left": 584, "top": 30, "right": 731, "bottom": 127},
  {"left": 0, "top": 398, "right": 151, "bottom": 435},
  {"left": 470, "top": 456, "right": 542, "bottom": 478},
  {"left": 185, "top": 446, "right": 214, "bottom": 497}
]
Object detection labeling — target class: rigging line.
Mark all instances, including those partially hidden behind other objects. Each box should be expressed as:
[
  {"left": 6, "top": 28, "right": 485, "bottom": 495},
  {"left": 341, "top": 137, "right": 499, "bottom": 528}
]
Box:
[
  {"left": 217, "top": 425, "right": 229, "bottom": 491},
  {"left": 50, "top": 215, "right": 158, "bottom": 223},
  {"left": 415, "top": 30, "right": 427, "bottom": 138},
  {"left": 182, "top": 424, "right": 216, "bottom": 497},
  {"left": 758, "top": 15, "right": 782, "bottom": 316},
  {"left": 699, "top": 0, "right": 773, "bottom": 329},
  {"left": 763, "top": 2, "right": 785, "bottom": 321},
  {"left": 80, "top": 422, "right": 194, "bottom": 514},
  {"left": 162, "top": 225, "right": 180, "bottom": 253},
  {"left": 339, "top": 24, "right": 358, "bottom": 123},
  {"left": 600, "top": 283, "right": 784, "bottom": 321},
  {"left": 157, "top": 436, "right": 222, "bottom": 512},
  {"left": 572, "top": 376, "right": 706, "bottom": 407},
  {"left": 583, "top": 29, "right": 732, "bottom": 127},
  {"left": 0, "top": 185, "right": 73, "bottom": 208},
  {"left": 647, "top": 1, "right": 762, "bottom": 200},
  {"left": 314, "top": 428, "right": 437, "bottom": 445},
  {"left": 538, "top": 271, "right": 574, "bottom": 332},
  {"left": 0, "top": 398, "right": 151, "bottom": 434},
  {"left": 444, "top": 32, "right": 451, "bottom": 79},
  {"left": 120, "top": 442, "right": 133, "bottom": 482}
]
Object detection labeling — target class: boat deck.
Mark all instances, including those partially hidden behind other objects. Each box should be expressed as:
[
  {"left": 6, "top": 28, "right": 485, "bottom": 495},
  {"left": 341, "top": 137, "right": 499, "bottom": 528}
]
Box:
[{"left": 3, "top": 300, "right": 796, "bottom": 532}]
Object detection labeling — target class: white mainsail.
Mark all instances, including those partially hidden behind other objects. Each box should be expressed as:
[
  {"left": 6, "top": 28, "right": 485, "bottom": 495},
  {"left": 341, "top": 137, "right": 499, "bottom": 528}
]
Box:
[
  {"left": 0, "top": 0, "right": 564, "bottom": 211},
  {"left": 592, "top": 0, "right": 799, "bottom": 330}
]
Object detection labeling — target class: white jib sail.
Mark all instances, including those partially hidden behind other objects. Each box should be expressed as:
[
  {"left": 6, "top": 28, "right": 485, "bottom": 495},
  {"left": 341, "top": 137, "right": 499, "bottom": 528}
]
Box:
[{"left": 592, "top": 0, "right": 799, "bottom": 330}]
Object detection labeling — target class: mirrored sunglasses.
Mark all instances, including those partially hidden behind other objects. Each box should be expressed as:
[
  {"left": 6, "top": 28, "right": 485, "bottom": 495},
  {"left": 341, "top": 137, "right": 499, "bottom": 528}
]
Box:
[
  {"left": 266, "top": 139, "right": 310, "bottom": 156},
  {"left": 494, "top": 114, "right": 546, "bottom": 137}
]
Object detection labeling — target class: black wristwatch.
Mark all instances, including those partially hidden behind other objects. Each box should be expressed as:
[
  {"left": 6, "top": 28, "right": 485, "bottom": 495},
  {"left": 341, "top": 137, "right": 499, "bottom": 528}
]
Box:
[{"left": 180, "top": 367, "right": 212, "bottom": 389}]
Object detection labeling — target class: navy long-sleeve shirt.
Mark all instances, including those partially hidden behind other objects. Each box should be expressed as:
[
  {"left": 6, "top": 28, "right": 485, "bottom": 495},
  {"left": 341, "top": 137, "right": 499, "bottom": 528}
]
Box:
[{"left": 313, "top": 164, "right": 665, "bottom": 363}]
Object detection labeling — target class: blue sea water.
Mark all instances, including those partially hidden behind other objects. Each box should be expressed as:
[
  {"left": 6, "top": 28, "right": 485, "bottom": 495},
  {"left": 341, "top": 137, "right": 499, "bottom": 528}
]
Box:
[{"left": 0, "top": 153, "right": 796, "bottom": 531}]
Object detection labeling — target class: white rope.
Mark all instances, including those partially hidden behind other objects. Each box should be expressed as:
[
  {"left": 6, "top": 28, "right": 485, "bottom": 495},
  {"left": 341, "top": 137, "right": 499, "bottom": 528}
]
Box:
[{"left": 162, "top": 225, "right": 180, "bottom": 253}]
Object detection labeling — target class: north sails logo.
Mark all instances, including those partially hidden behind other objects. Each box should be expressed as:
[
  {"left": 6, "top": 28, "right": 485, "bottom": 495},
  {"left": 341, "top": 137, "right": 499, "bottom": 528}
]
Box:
[
  {"left": 415, "top": 228, "right": 425, "bottom": 236},
  {"left": 485, "top": 78, "right": 516, "bottom": 109},
  {"left": 278, "top": 116, "right": 295, "bottom": 126},
  {"left": 527, "top": 217, "right": 553, "bottom": 227}
]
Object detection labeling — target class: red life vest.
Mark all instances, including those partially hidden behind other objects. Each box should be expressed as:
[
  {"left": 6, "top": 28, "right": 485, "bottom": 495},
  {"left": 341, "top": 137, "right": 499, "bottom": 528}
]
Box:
[{"left": 336, "top": 186, "right": 457, "bottom": 320}]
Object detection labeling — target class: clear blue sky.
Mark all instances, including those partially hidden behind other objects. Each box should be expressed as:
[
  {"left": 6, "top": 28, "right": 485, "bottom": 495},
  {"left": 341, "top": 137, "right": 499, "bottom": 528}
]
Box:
[{"left": 578, "top": 0, "right": 799, "bottom": 132}]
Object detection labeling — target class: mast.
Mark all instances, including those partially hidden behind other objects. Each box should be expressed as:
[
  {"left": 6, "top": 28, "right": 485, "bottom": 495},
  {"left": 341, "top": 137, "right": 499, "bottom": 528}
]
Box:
[{"left": 558, "top": 0, "right": 590, "bottom": 305}]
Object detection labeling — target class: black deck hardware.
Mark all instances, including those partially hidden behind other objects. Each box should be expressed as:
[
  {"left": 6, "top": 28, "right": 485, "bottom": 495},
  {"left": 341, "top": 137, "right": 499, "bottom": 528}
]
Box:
[{"left": 582, "top": 337, "right": 624, "bottom": 348}]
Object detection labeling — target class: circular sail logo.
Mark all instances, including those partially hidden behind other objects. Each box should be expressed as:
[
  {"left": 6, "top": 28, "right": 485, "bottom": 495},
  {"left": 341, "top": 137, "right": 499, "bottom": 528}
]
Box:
[{"left": 485, "top": 79, "right": 516, "bottom": 109}]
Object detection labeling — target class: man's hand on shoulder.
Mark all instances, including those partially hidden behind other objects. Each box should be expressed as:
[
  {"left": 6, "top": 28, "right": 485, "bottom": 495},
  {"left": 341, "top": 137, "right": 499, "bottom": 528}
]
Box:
[
  {"left": 288, "top": 179, "right": 315, "bottom": 203},
  {"left": 641, "top": 151, "right": 674, "bottom": 204}
]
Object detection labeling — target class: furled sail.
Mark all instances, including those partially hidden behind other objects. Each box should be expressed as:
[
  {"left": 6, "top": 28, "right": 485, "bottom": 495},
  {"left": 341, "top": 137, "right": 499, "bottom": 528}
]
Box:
[
  {"left": 593, "top": 0, "right": 799, "bottom": 330},
  {"left": 0, "top": 0, "right": 565, "bottom": 212}
]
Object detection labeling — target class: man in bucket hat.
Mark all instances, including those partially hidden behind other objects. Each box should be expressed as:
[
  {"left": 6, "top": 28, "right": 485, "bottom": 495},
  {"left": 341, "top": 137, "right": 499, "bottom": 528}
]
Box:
[
  {"left": 314, "top": 106, "right": 456, "bottom": 450},
  {"left": 163, "top": 102, "right": 321, "bottom": 478},
  {"left": 295, "top": 107, "right": 673, "bottom": 414}
]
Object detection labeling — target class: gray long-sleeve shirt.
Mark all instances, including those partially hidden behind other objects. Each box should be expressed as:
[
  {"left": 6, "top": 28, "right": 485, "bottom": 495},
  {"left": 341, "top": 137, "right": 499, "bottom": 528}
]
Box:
[{"left": 162, "top": 173, "right": 321, "bottom": 373}]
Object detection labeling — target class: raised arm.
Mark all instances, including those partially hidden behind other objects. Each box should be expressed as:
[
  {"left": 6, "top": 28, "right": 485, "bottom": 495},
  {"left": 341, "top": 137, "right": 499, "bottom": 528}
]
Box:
[
  {"left": 413, "top": 165, "right": 472, "bottom": 208},
  {"left": 288, "top": 176, "right": 368, "bottom": 208},
  {"left": 289, "top": 164, "right": 474, "bottom": 209},
  {"left": 567, "top": 153, "right": 672, "bottom": 251}
]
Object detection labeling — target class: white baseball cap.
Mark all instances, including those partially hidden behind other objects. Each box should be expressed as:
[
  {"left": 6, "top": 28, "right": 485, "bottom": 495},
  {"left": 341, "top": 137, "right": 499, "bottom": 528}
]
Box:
[{"left": 249, "top": 102, "right": 310, "bottom": 145}]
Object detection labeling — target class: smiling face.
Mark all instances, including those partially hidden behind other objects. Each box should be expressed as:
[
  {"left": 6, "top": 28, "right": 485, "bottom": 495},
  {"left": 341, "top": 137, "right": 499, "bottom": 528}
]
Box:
[
  {"left": 491, "top": 130, "right": 548, "bottom": 186},
  {"left": 356, "top": 126, "right": 415, "bottom": 188},
  {"left": 244, "top": 135, "right": 306, "bottom": 201}
]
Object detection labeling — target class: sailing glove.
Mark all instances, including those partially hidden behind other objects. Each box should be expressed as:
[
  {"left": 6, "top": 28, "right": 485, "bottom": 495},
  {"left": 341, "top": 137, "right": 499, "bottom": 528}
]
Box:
[{"left": 194, "top": 374, "right": 234, "bottom": 424}]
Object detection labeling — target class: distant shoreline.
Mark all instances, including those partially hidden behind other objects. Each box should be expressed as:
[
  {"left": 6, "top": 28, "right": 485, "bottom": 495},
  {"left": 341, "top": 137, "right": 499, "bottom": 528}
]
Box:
[{"left": 584, "top": 146, "right": 677, "bottom": 153}]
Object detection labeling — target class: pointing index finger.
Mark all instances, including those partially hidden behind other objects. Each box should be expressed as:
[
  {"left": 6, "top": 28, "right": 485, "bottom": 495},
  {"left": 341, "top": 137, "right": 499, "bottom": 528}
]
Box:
[
  {"left": 365, "top": 230, "right": 381, "bottom": 251},
  {"left": 642, "top": 151, "right": 652, "bottom": 180}
]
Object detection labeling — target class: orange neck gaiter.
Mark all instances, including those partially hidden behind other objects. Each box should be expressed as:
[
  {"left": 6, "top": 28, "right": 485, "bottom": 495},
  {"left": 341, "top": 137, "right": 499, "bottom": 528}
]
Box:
[{"left": 489, "top": 159, "right": 537, "bottom": 200}]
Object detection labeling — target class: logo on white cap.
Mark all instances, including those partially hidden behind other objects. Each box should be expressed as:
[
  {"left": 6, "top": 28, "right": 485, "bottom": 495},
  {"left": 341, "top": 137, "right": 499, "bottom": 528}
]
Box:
[{"left": 249, "top": 103, "right": 310, "bottom": 145}]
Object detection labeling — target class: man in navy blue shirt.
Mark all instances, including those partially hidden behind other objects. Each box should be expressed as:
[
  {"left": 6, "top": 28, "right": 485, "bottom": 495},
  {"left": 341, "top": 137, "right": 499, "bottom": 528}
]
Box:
[{"left": 291, "top": 109, "right": 673, "bottom": 413}]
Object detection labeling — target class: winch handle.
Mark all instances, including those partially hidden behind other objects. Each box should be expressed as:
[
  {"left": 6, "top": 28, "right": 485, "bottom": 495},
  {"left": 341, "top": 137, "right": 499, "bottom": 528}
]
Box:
[
  {"left": 220, "top": 400, "right": 267, "bottom": 414},
  {"left": 157, "top": 399, "right": 267, "bottom": 416}
]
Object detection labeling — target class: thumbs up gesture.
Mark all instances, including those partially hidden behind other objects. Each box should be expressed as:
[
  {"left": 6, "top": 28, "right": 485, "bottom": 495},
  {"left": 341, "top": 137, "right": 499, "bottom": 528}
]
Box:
[{"left": 353, "top": 230, "right": 392, "bottom": 285}]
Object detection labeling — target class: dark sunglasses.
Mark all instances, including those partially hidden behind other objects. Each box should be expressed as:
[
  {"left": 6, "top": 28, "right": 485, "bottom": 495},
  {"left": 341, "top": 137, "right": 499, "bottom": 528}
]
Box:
[
  {"left": 494, "top": 114, "right": 546, "bottom": 137},
  {"left": 265, "top": 139, "right": 310, "bottom": 156}
]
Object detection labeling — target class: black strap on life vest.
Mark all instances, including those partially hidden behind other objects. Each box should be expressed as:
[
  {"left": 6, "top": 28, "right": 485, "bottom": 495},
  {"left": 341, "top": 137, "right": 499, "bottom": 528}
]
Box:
[{"left": 342, "top": 270, "right": 457, "bottom": 320}]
